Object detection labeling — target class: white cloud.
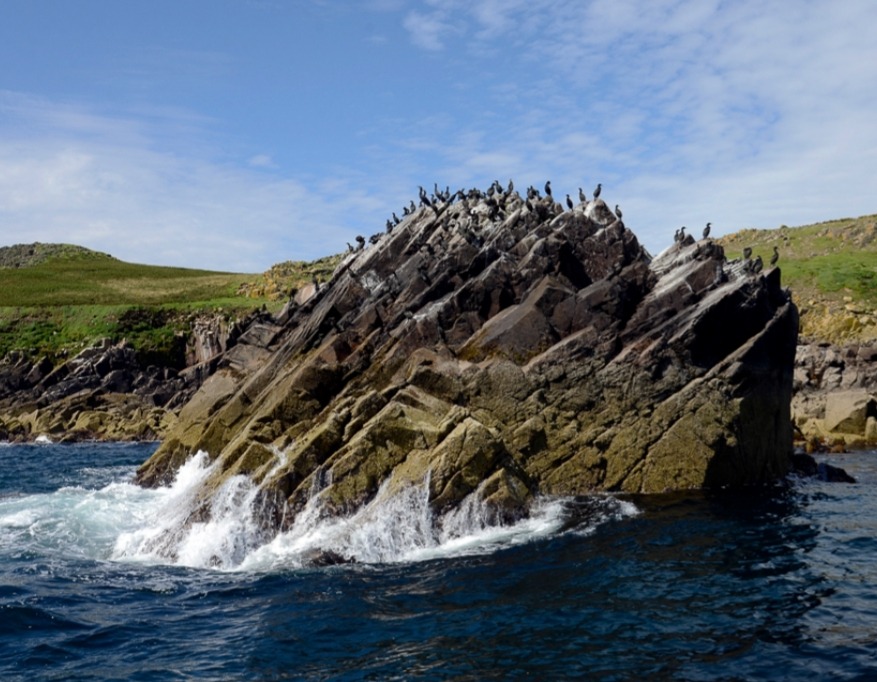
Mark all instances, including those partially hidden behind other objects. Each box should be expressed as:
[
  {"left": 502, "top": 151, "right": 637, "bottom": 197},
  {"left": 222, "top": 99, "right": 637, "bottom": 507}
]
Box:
[
  {"left": 402, "top": 9, "right": 452, "bottom": 50},
  {"left": 0, "top": 93, "right": 365, "bottom": 272},
  {"left": 391, "top": 0, "right": 877, "bottom": 252}
]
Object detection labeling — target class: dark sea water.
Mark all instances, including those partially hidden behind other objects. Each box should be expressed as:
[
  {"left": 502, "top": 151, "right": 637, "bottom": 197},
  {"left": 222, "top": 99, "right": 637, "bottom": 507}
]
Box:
[{"left": 1, "top": 441, "right": 877, "bottom": 681}]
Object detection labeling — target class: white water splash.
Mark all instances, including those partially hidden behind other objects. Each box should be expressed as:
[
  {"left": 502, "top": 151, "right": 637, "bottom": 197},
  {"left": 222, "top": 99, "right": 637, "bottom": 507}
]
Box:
[{"left": 1, "top": 449, "right": 639, "bottom": 572}]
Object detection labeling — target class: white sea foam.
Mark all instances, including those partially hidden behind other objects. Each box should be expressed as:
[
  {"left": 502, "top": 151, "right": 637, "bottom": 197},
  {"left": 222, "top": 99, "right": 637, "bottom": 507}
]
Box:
[{"left": 1, "top": 449, "right": 639, "bottom": 572}]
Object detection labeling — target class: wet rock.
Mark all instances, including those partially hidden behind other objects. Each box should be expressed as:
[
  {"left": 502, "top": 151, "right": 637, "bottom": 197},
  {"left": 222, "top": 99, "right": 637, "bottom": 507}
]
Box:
[{"left": 136, "top": 181, "right": 799, "bottom": 538}]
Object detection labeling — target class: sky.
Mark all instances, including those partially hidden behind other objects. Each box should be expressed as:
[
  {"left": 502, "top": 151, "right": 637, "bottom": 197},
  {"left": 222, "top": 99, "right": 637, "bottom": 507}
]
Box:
[{"left": 1, "top": 0, "right": 875, "bottom": 273}]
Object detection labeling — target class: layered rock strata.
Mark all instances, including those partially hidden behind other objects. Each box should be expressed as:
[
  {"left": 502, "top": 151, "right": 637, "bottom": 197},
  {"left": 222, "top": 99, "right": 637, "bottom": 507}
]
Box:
[
  {"left": 0, "top": 312, "right": 262, "bottom": 442},
  {"left": 136, "top": 184, "right": 798, "bottom": 530}
]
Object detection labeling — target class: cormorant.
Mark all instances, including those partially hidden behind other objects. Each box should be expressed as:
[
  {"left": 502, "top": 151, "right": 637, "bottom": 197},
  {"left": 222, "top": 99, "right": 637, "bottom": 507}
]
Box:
[
  {"left": 674, "top": 228, "right": 680, "bottom": 242},
  {"left": 507, "top": 179, "right": 514, "bottom": 194},
  {"left": 615, "top": 204, "right": 622, "bottom": 220},
  {"left": 566, "top": 194, "right": 574, "bottom": 210},
  {"left": 347, "top": 242, "right": 354, "bottom": 253},
  {"left": 355, "top": 235, "right": 366, "bottom": 250},
  {"left": 752, "top": 255, "right": 763, "bottom": 274},
  {"left": 703, "top": 222, "right": 711, "bottom": 239},
  {"left": 770, "top": 245, "right": 779, "bottom": 266},
  {"left": 392, "top": 212, "right": 400, "bottom": 225},
  {"left": 544, "top": 180, "right": 552, "bottom": 197},
  {"left": 679, "top": 226, "right": 686, "bottom": 242},
  {"left": 593, "top": 183, "right": 602, "bottom": 200},
  {"left": 743, "top": 246, "right": 752, "bottom": 260},
  {"left": 579, "top": 187, "right": 587, "bottom": 204}
]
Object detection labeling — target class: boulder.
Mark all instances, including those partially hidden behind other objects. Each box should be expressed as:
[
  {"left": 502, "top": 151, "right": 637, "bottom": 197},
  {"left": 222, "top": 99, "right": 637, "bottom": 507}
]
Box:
[
  {"left": 823, "top": 389, "right": 877, "bottom": 435},
  {"left": 135, "top": 184, "right": 799, "bottom": 547}
]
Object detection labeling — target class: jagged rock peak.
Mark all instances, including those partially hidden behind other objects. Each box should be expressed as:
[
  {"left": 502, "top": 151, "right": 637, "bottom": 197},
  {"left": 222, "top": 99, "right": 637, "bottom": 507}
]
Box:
[{"left": 136, "top": 179, "right": 798, "bottom": 557}]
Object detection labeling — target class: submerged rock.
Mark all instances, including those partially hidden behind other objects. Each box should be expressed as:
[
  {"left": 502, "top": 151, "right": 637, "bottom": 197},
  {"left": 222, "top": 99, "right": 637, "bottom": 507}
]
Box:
[{"left": 136, "top": 184, "right": 798, "bottom": 535}]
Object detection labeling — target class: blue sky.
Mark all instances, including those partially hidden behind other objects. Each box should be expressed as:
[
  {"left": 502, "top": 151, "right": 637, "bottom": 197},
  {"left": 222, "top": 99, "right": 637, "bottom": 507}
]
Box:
[{"left": 1, "top": 0, "right": 875, "bottom": 272}]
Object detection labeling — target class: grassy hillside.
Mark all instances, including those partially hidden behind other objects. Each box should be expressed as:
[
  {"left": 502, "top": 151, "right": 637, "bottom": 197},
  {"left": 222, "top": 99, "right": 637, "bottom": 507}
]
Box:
[
  {"left": 0, "top": 243, "right": 340, "bottom": 362},
  {"left": 717, "top": 214, "right": 877, "bottom": 343}
]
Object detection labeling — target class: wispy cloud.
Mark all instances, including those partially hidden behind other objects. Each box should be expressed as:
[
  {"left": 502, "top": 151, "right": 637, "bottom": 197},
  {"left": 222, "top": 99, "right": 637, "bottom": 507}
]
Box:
[
  {"left": 394, "top": 0, "right": 877, "bottom": 251},
  {"left": 0, "top": 92, "right": 364, "bottom": 272}
]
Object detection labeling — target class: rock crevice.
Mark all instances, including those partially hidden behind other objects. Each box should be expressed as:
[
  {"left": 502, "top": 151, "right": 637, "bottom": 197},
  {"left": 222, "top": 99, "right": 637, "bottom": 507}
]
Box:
[{"left": 135, "top": 183, "right": 797, "bottom": 533}]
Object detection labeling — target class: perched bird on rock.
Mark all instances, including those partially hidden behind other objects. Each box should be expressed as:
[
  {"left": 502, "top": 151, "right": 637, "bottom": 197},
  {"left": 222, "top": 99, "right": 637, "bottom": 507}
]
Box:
[
  {"left": 615, "top": 204, "right": 623, "bottom": 220},
  {"left": 751, "top": 255, "right": 763, "bottom": 274},
  {"left": 544, "top": 180, "right": 552, "bottom": 197},
  {"left": 593, "top": 183, "right": 602, "bottom": 200},
  {"left": 770, "top": 245, "right": 779, "bottom": 266},
  {"left": 566, "top": 194, "right": 574, "bottom": 210},
  {"left": 703, "top": 222, "right": 711, "bottom": 239},
  {"left": 678, "top": 226, "right": 686, "bottom": 242},
  {"left": 579, "top": 187, "right": 587, "bottom": 204}
]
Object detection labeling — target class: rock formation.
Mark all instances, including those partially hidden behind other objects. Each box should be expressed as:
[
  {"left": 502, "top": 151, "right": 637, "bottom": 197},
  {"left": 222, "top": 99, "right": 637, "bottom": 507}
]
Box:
[
  {"left": 135, "top": 183, "right": 798, "bottom": 537},
  {"left": 792, "top": 341, "right": 877, "bottom": 447},
  {"left": 0, "top": 311, "right": 263, "bottom": 442}
]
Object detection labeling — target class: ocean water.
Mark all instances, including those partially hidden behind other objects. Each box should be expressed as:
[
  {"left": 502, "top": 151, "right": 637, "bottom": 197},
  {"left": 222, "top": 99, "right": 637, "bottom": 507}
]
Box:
[{"left": 1, "top": 442, "right": 876, "bottom": 680}]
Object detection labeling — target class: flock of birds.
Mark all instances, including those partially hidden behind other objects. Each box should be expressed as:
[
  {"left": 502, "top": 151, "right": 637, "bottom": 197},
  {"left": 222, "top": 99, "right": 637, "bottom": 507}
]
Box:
[
  {"left": 342, "top": 180, "right": 619, "bottom": 256},
  {"left": 674, "top": 221, "right": 780, "bottom": 275},
  {"left": 335, "top": 179, "right": 780, "bottom": 285}
]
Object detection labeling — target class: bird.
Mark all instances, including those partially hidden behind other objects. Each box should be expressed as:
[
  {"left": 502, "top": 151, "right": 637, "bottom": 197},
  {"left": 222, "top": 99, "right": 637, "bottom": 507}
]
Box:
[
  {"left": 507, "top": 179, "right": 514, "bottom": 194},
  {"left": 743, "top": 246, "right": 752, "bottom": 260},
  {"left": 703, "top": 222, "right": 711, "bottom": 239},
  {"left": 679, "top": 226, "right": 686, "bottom": 242},
  {"left": 770, "top": 245, "right": 779, "bottom": 266},
  {"left": 674, "top": 228, "right": 680, "bottom": 242},
  {"left": 751, "top": 255, "right": 763, "bottom": 274},
  {"left": 566, "top": 194, "right": 574, "bottom": 210},
  {"left": 593, "top": 183, "right": 602, "bottom": 200},
  {"left": 544, "top": 180, "right": 552, "bottom": 197},
  {"left": 579, "top": 187, "right": 587, "bottom": 204},
  {"left": 615, "top": 204, "right": 623, "bottom": 220}
]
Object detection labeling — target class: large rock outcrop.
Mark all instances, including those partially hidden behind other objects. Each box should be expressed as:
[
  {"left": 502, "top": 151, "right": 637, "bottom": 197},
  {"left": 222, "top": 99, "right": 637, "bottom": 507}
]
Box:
[
  {"left": 0, "top": 312, "right": 262, "bottom": 442},
  {"left": 135, "top": 183, "right": 798, "bottom": 534}
]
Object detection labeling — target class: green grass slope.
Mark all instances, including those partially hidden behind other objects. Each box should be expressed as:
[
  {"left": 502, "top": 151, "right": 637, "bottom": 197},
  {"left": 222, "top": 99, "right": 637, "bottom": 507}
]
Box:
[
  {"left": 717, "top": 214, "right": 877, "bottom": 343},
  {"left": 0, "top": 243, "right": 340, "bottom": 363}
]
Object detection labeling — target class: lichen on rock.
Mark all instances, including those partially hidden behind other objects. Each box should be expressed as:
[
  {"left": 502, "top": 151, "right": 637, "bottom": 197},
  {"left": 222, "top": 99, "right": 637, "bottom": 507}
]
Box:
[{"left": 135, "top": 182, "right": 798, "bottom": 542}]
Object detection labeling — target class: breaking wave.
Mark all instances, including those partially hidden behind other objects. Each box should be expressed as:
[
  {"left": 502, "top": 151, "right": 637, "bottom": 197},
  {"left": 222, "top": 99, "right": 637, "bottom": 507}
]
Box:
[{"left": 1, "top": 449, "right": 638, "bottom": 572}]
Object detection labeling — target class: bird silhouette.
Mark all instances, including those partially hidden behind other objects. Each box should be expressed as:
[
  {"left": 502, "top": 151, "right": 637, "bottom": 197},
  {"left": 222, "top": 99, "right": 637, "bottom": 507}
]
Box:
[
  {"left": 544, "top": 180, "right": 552, "bottom": 197},
  {"left": 615, "top": 204, "right": 623, "bottom": 220},
  {"left": 703, "top": 222, "right": 711, "bottom": 239},
  {"left": 770, "top": 245, "right": 779, "bottom": 266},
  {"left": 593, "top": 183, "right": 602, "bottom": 200},
  {"left": 566, "top": 194, "right": 574, "bottom": 210}
]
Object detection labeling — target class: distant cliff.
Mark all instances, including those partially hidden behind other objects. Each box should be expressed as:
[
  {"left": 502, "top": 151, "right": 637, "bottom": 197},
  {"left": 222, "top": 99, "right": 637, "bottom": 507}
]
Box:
[{"left": 134, "top": 181, "right": 797, "bottom": 552}]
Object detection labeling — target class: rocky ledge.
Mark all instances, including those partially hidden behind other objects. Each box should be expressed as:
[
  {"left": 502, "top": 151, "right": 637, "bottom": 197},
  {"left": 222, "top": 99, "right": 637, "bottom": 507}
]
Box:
[
  {"left": 0, "top": 312, "right": 263, "bottom": 442},
  {"left": 135, "top": 181, "right": 798, "bottom": 532}
]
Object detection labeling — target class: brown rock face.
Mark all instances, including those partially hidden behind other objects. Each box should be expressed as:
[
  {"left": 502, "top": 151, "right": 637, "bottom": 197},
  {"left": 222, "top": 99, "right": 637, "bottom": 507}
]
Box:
[{"left": 136, "top": 186, "right": 797, "bottom": 536}]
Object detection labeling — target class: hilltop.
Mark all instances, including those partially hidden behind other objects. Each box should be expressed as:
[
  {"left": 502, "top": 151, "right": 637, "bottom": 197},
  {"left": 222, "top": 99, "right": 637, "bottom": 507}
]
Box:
[
  {"left": 717, "top": 214, "right": 877, "bottom": 343},
  {"left": 0, "top": 243, "right": 341, "bottom": 362}
]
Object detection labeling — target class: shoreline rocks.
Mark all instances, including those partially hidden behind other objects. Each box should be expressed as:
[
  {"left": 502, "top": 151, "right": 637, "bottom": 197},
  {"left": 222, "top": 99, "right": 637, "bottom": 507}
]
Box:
[
  {"left": 131, "top": 183, "right": 798, "bottom": 540},
  {"left": 0, "top": 310, "right": 269, "bottom": 443},
  {"left": 792, "top": 341, "right": 877, "bottom": 451}
]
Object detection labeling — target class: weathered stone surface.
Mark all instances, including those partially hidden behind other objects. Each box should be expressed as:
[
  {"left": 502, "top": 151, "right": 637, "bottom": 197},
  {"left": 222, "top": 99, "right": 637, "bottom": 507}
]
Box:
[
  {"left": 824, "top": 390, "right": 877, "bottom": 435},
  {"left": 0, "top": 310, "right": 268, "bottom": 442},
  {"left": 135, "top": 184, "right": 798, "bottom": 539},
  {"left": 792, "top": 341, "right": 877, "bottom": 444}
]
